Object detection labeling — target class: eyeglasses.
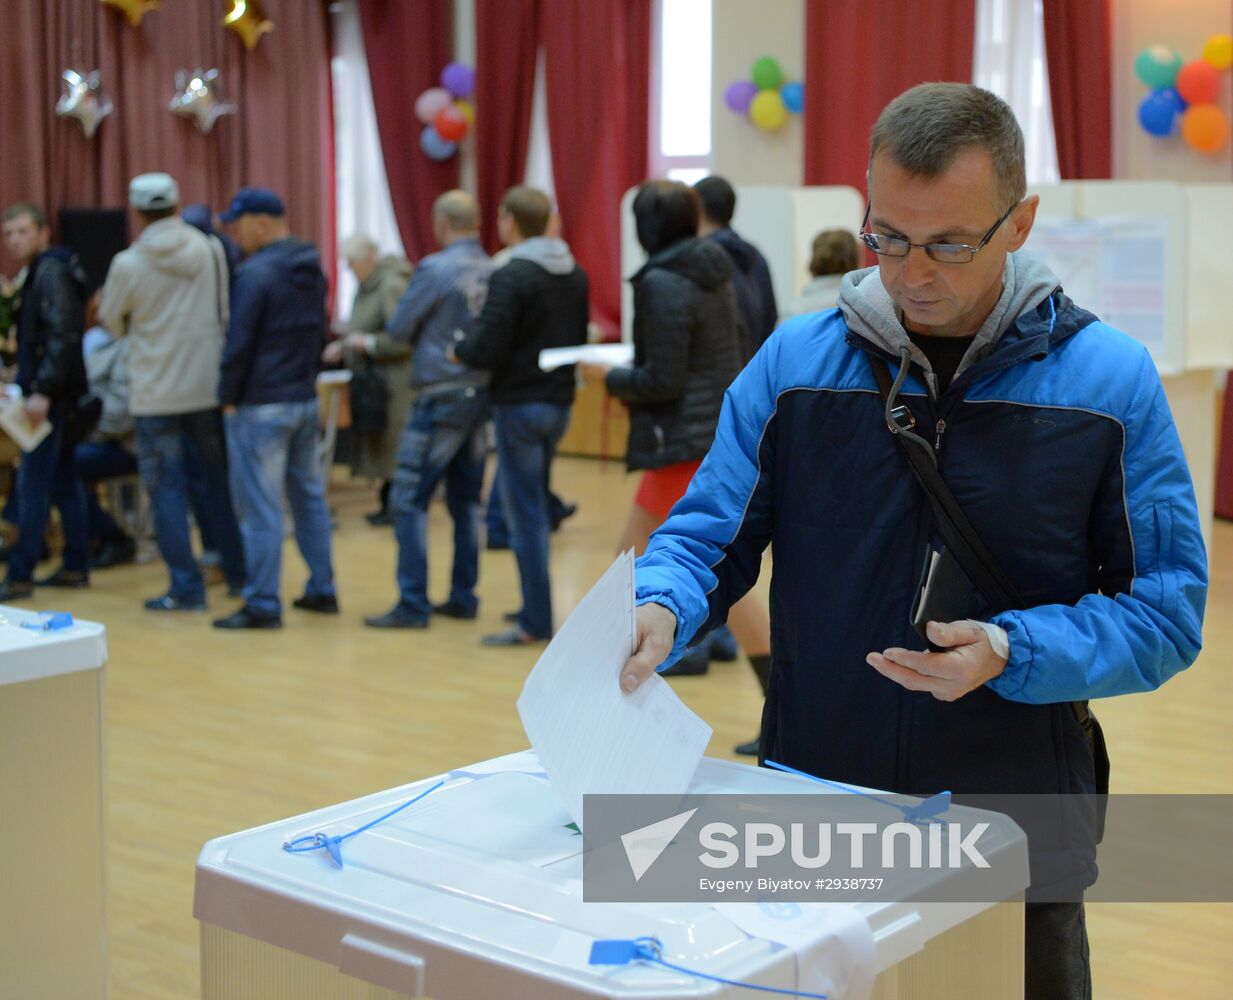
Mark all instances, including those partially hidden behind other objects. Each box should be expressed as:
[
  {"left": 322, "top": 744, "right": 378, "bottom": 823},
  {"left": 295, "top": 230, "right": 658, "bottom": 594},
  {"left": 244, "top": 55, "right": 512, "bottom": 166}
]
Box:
[{"left": 859, "top": 200, "right": 1021, "bottom": 264}]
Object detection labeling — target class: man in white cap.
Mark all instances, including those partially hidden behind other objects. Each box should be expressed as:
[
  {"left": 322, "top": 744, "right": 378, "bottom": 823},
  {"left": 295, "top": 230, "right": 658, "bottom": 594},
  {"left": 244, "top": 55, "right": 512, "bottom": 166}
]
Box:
[{"left": 98, "top": 172, "right": 246, "bottom": 611}]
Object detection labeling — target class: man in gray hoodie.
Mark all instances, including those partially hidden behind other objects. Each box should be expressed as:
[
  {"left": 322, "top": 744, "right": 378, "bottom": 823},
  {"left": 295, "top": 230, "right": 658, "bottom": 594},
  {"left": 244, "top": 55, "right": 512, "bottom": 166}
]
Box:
[
  {"left": 454, "top": 186, "right": 589, "bottom": 645},
  {"left": 98, "top": 173, "right": 245, "bottom": 611}
]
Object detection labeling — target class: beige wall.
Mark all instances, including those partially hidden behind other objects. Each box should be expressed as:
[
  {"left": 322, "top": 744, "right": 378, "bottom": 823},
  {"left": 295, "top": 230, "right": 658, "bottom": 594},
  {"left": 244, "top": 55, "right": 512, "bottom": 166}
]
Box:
[
  {"left": 1111, "top": 0, "right": 1233, "bottom": 180},
  {"left": 710, "top": 0, "right": 804, "bottom": 185}
]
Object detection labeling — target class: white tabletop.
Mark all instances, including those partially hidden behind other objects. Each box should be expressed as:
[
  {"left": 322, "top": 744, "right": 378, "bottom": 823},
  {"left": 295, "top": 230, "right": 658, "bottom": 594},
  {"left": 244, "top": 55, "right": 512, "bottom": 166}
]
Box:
[{"left": 0, "top": 605, "right": 108, "bottom": 686}]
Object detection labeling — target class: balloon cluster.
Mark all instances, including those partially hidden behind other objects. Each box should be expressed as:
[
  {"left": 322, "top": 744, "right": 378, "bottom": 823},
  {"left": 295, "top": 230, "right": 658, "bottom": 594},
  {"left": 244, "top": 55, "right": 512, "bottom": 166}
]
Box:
[
  {"left": 724, "top": 56, "right": 802, "bottom": 132},
  {"left": 1135, "top": 34, "right": 1231, "bottom": 154},
  {"left": 416, "top": 62, "right": 476, "bottom": 161}
]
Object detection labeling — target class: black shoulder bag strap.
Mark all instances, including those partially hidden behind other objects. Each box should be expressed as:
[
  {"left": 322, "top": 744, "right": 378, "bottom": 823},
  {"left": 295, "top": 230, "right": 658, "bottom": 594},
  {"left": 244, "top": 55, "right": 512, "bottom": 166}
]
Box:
[
  {"left": 867, "top": 353, "right": 1025, "bottom": 613},
  {"left": 869, "top": 353, "right": 1108, "bottom": 828}
]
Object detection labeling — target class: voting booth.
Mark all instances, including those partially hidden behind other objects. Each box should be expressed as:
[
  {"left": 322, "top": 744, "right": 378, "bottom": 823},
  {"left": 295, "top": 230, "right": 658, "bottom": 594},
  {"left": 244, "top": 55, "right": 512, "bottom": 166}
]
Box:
[
  {"left": 195, "top": 750, "right": 1027, "bottom": 1000},
  {"left": 0, "top": 606, "right": 109, "bottom": 1000}
]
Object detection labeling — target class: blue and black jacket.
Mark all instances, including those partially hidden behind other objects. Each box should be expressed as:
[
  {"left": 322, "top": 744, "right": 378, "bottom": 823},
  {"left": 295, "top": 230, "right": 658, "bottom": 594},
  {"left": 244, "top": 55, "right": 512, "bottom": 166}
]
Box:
[{"left": 636, "top": 262, "right": 1206, "bottom": 891}]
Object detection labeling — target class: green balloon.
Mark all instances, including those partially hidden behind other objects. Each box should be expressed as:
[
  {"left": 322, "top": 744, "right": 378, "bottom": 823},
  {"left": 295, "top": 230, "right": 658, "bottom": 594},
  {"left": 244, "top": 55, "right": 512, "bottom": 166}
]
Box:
[
  {"left": 751, "top": 56, "right": 782, "bottom": 92},
  {"left": 1134, "top": 46, "right": 1182, "bottom": 89}
]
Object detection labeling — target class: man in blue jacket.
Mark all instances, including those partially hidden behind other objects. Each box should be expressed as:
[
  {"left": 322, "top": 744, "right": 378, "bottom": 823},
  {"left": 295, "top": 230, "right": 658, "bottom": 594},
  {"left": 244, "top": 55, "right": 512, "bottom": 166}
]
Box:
[
  {"left": 620, "top": 84, "right": 1206, "bottom": 999},
  {"left": 214, "top": 188, "right": 338, "bottom": 629},
  {"left": 365, "top": 191, "right": 494, "bottom": 629}
]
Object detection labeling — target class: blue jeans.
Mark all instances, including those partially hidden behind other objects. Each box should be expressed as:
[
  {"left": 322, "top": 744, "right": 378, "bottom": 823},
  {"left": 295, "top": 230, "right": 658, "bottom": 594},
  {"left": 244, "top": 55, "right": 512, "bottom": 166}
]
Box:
[
  {"left": 135, "top": 409, "right": 246, "bottom": 602},
  {"left": 225, "top": 400, "right": 336, "bottom": 616},
  {"left": 75, "top": 439, "right": 138, "bottom": 544},
  {"left": 389, "top": 387, "right": 488, "bottom": 618},
  {"left": 6, "top": 409, "right": 88, "bottom": 582},
  {"left": 486, "top": 465, "right": 571, "bottom": 547},
  {"left": 493, "top": 401, "right": 571, "bottom": 638}
]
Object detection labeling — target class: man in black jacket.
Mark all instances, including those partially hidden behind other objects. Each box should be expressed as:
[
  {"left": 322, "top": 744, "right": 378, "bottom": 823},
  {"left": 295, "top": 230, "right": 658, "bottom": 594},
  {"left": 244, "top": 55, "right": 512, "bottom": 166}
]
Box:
[
  {"left": 455, "top": 187, "right": 589, "bottom": 645},
  {"left": 213, "top": 188, "right": 338, "bottom": 630},
  {"left": 0, "top": 203, "right": 90, "bottom": 600},
  {"left": 694, "top": 175, "right": 778, "bottom": 362}
]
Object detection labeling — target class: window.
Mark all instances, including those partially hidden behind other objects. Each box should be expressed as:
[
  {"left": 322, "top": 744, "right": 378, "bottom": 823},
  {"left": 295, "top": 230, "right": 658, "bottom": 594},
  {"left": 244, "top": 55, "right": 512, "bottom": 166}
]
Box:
[
  {"left": 650, "top": 0, "right": 713, "bottom": 181},
  {"left": 972, "top": 0, "right": 1061, "bottom": 186}
]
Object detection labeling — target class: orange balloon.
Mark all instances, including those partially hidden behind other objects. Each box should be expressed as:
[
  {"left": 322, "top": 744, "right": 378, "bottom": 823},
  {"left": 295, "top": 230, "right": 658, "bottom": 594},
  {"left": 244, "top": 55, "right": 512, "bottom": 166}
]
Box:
[
  {"left": 1175, "top": 59, "right": 1221, "bottom": 105},
  {"left": 1181, "top": 104, "right": 1229, "bottom": 154}
]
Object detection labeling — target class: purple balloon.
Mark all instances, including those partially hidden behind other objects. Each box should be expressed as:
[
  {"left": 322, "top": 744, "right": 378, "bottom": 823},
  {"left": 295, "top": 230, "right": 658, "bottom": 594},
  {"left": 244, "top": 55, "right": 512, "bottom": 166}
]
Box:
[
  {"left": 725, "top": 80, "right": 757, "bottom": 114},
  {"left": 441, "top": 62, "right": 476, "bottom": 99}
]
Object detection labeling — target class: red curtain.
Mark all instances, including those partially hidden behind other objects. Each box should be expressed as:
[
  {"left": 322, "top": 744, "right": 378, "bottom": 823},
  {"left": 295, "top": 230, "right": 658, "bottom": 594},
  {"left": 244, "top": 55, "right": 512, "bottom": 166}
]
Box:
[
  {"left": 802, "top": 0, "right": 977, "bottom": 193},
  {"left": 0, "top": 0, "right": 332, "bottom": 276},
  {"left": 542, "top": 0, "right": 651, "bottom": 336},
  {"left": 474, "top": 0, "right": 540, "bottom": 253},
  {"left": 1042, "top": 0, "right": 1113, "bottom": 179},
  {"left": 358, "top": 0, "right": 456, "bottom": 263}
]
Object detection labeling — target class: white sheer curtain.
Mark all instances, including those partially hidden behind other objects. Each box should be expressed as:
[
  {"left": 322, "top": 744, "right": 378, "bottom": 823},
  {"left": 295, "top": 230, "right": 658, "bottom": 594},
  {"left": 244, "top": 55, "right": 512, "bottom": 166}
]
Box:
[
  {"left": 972, "top": 0, "right": 1060, "bottom": 187},
  {"left": 523, "top": 47, "right": 557, "bottom": 201},
  {"left": 330, "top": 0, "right": 404, "bottom": 322}
]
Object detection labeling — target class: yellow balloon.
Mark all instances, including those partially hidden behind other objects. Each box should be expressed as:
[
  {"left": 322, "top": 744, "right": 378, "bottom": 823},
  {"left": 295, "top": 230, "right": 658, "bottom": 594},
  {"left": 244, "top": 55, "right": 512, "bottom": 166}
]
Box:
[
  {"left": 455, "top": 100, "right": 476, "bottom": 125},
  {"left": 100, "top": 0, "right": 161, "bottom": 27},
  {"left": 749, "top": 89, "right": 788, "bottom": 131},
  {"left": 1202, "top": 33, "right": 1232, "bottom": 71}
]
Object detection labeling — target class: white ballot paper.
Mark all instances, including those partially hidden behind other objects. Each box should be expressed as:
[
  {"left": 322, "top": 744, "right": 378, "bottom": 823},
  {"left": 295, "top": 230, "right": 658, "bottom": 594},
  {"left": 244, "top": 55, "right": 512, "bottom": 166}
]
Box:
[
  {"left": 0, "top": 398, "right": 53, "bottom": 453},
  {"left": 538, "top": 342, "right": 634, "bottom": 372},
  {"left": 517, "top": 549, "right": 712, "bottom": 828}
]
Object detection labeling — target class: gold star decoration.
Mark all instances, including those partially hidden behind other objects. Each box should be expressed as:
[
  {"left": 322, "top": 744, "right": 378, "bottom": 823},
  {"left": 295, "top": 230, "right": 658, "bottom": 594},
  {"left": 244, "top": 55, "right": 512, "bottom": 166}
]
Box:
[
  {"left": 100, "top": 0, "right": 161, "bottom": 28},
  {"left": 223, "top": 0, "right": 274, "bottom": 50}
]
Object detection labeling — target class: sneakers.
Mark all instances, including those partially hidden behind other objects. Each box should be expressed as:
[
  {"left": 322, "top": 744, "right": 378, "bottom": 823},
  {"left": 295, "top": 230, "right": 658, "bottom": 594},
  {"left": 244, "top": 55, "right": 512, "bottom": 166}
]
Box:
[
  {"left": 292, "top": 593, "right": 339, "bottom": 614},
  {"left": 660, "top": 647, "right": 710, "bottom": 676},
  {"left": 213, "top": 606, "right": 283, "bottom": 630},
  {"left": 480, "top": 625, "right": 546, "bottom": 647},
  {"left": 364, "top": 606, "right": 429, "bottom": 629},
  {"left": 144, "top": 592, "right": 207, "bottom": 612},
  {"left": 36, "top": 567, "right": 89, "bottom": 588},
  {"left": 550, "top": 501, "right": 578, "bottom": 531},
  {"left": 0, "top": 579, "right": 34, "bottom": 601},
  {"left": 707, "top": 624, "right": 739, "bottom": 662},
  {"left": 364, "top": 509, "right": 393, "bottom": 527},
  {"left": 91, "top": 535, "right": 137, "bottom": 570},
  {"left": 733, "top": 736, "right": 761, "bottom": 757},
  {"left": 432, "top": 599, "right": 477, "bottom": 620}
]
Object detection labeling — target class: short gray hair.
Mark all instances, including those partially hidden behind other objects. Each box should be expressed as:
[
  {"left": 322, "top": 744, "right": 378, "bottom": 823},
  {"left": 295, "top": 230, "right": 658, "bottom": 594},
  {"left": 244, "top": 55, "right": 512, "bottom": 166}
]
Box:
[
  {"left": 339, "top": 233, "right": 378, "bottom": 261},
  {"left": 433, "top": 190, "right": 479, "bottom": 232},
  {"left": 869, "top": 83, "right": 1026, "bottom": 209}
]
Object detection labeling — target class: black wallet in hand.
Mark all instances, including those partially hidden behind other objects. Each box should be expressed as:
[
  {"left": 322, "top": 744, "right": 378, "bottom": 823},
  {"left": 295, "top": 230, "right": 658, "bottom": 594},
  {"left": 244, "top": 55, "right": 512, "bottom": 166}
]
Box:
[{"left": 910, "top": 542, "right": 990, "bottom": 651}]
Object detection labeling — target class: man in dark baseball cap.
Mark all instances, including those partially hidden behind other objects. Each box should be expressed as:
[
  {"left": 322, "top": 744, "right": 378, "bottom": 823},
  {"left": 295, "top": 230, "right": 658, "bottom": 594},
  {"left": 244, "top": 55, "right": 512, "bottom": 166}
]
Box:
[
  {"left": 215, "top": 186, "right": 337, "bottom": 629},
  {"left": 219, "top": 187, "right": 285, "bottom": 222}
]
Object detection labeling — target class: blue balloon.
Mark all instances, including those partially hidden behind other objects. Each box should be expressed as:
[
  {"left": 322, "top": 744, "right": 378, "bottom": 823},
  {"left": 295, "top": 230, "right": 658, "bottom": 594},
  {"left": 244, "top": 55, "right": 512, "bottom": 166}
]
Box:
[
  {"left": 1138, "top": 88, "right": 1185, "bottom": 137},
  {"left": 780, "top": 81, "right": 804, "bottom": 114},
  {"left": 420, "top": 125, "right": 458, "bottom": 161}
]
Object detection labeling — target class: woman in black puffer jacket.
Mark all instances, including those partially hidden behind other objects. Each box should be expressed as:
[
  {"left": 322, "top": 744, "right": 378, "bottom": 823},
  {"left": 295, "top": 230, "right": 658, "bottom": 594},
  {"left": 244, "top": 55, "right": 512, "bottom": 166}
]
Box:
[
  {"left": 582, "top": 180, "right": 773, "bottom": 732},
  {"left": 582, "top": 180, "right": 742, "bottom": 555}
]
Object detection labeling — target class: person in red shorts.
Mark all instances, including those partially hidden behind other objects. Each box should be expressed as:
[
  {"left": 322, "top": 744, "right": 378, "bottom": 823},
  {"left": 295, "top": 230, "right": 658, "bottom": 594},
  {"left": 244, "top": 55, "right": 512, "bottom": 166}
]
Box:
[{"left": 581, "top": 181, "right": 772, "bottom": 708}]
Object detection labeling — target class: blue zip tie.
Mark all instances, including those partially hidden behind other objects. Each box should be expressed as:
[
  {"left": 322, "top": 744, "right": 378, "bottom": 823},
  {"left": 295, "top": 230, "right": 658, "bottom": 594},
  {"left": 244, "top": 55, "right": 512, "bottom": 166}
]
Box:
[
  {"left": 589, "top": 936, "right": 828, "bottom": 998},
  {"left": 283, "top": 780, "right": 444, "bottom": 868},
  {"left": 764, "top": 760, "right": 950, "bottom": 824},
  {"left": 20, "top": 610, "right": 74, "bottom": 632}
]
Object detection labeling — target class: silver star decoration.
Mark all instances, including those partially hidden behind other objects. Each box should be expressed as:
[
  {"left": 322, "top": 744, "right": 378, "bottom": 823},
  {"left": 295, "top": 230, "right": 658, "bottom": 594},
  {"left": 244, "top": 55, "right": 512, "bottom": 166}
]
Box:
[
  {"left": 168, "top": 68, "right": 237, "bottom": 134},
  {"left": 56, "top": 69, "right": 114, "bottom": 139}
]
